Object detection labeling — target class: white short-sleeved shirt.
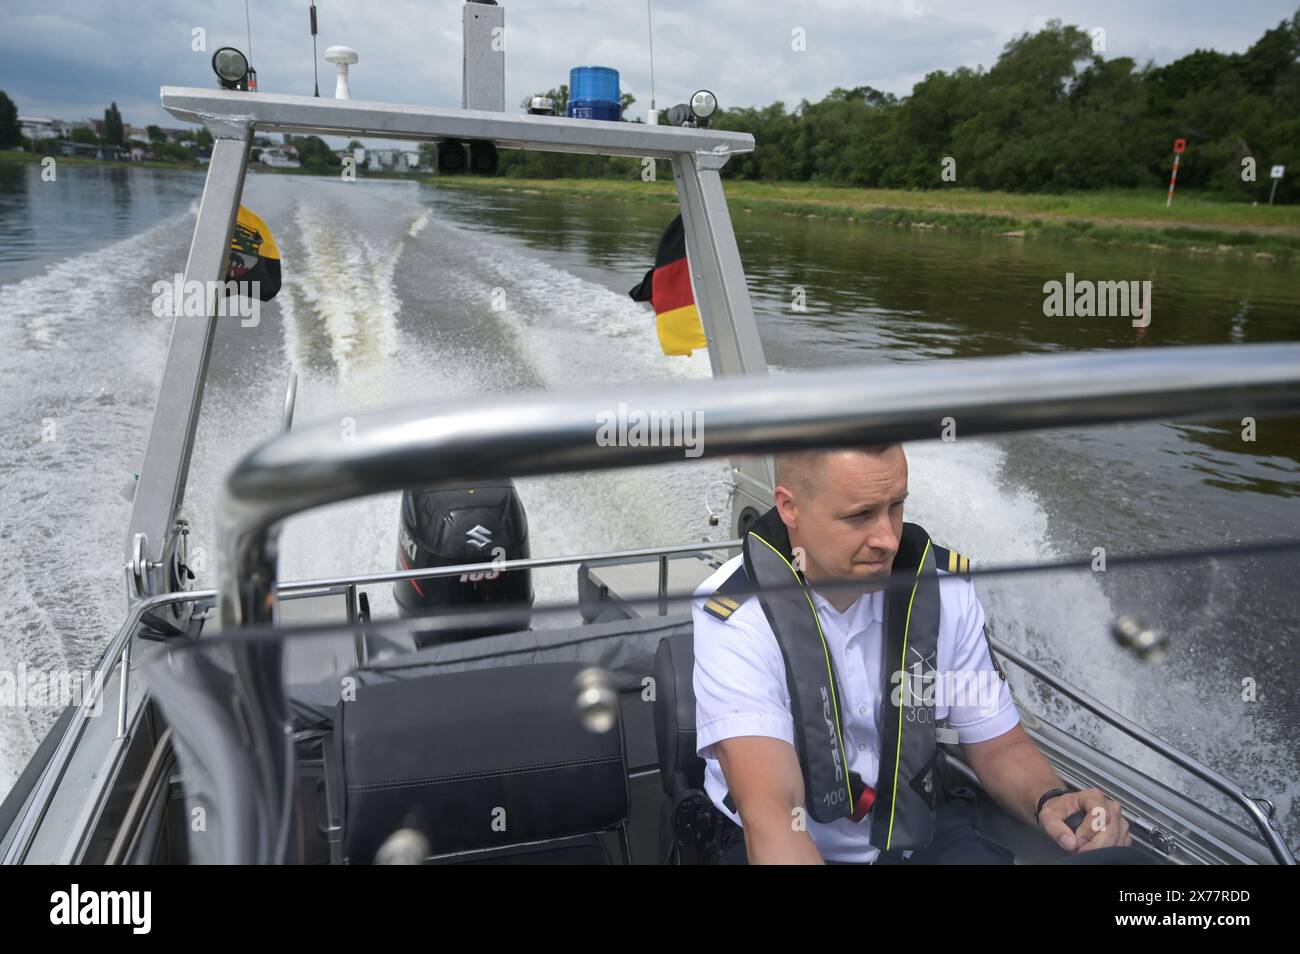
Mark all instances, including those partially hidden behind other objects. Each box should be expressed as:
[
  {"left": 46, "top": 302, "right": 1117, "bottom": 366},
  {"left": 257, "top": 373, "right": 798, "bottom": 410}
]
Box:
[{"left": 692, "top": 552, "right": 1019, "bottom": 864}]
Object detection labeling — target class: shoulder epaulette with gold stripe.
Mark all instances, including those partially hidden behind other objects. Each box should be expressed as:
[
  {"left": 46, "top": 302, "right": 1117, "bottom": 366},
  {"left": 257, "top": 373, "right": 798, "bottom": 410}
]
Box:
[
  {"left": 702, "top": 594, "right": 742, "bottom": 621},
  {"left": 700, "top": 565, "right": 752, "bottom": 622},
  {"left": 932, "top": 544, "right": 972, "bottom": 577}
]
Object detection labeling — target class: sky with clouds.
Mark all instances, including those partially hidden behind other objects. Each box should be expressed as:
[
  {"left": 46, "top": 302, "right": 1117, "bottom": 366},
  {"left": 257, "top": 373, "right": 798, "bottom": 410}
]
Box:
[{"left": 1, "top": 0, "right": 1296, "bottom": 136}]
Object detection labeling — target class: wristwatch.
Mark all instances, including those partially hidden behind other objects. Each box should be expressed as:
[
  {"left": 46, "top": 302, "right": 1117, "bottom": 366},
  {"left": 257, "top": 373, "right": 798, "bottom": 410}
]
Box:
[{"left": 1034, "top": 787, "right": 1072, "bottom": 825}]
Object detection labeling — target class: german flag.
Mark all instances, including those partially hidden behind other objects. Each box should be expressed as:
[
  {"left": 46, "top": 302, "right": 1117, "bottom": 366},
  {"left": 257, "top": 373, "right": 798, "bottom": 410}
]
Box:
[
  {"left": 629, "top": 215, "right": 706, "bottom": 356},
  {"left": 225, "top": 205, "right": 282, "bottom": 301}
]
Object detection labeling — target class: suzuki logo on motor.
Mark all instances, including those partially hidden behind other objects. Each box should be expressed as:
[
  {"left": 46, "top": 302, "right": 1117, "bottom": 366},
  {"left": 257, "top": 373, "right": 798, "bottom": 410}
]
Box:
[
  {"left": 466, "top": 525, "right": 493, "bottom": 550},
  {"left": 399, "top": 526, "right": 419, "bottom": 564}
]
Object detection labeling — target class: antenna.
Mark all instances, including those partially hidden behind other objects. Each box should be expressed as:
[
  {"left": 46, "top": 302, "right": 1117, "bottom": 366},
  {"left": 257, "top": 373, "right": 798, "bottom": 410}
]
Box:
[
  {"left": 245, "top": 0, "right": 254, "bottom": 65},
  {"left": 309, "top": 3, "right": 320, "bottom": 97},
  {"left": 244, "top": 0, "right": 258, "bottom": 91},
  {"left": 644, "top": 1, "right": 655, "bottom": 116}
]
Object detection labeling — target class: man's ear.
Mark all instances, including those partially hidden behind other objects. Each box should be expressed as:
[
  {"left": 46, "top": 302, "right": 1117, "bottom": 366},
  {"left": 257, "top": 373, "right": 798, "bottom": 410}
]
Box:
[{"left": 774, "top": 485, "right": 798, "bottom": 530}]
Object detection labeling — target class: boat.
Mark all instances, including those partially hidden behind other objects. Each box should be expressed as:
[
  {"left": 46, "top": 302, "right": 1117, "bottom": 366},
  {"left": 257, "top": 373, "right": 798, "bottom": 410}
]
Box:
[{"left": 2, "top": 2, "right": 1298, "bottom": 865}]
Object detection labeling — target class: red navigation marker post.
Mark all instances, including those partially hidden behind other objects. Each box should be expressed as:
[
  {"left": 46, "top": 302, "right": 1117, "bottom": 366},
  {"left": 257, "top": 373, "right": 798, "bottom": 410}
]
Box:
[{"left": 1166, "top": 138, "right": 1187, "bottom": 208}]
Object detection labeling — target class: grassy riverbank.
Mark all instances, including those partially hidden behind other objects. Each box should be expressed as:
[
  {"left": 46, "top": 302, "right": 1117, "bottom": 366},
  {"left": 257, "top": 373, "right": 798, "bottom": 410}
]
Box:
[
  {"left": 426, "top": 176, "right": 1300, "bottom": 263},
  {"left": 0, "top": 150, "right": 426, "bottom": 180},
  {"left": 0, "top": 149, "right": 198, "bottom": 171}
]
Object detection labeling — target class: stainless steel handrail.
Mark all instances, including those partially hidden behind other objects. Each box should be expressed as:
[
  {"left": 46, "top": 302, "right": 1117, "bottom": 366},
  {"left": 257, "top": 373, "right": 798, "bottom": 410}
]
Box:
[
  {"left": 990, "top": 639, "right": 1295, "bottom": 865},
  {"left": 281, "top": 538, "right": 741, "bottom": 594},
  {"left": 218, "top": 343, "right": 1300, "bottom": 629},
  {"left": 0, "top": 589, "right": 198, "bottom": 864}
]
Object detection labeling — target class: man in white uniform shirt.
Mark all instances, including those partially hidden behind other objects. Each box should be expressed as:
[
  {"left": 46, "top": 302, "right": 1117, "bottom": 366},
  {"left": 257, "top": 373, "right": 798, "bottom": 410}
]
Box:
[{"left": 692, "top": 444, "right": 1141, "bottom": 864}]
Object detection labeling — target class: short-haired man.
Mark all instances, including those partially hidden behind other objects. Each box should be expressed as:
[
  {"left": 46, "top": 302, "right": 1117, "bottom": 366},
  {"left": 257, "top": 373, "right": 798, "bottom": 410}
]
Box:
[{"left": 692, "top": 445, "right": 1142, "bottom": 864}]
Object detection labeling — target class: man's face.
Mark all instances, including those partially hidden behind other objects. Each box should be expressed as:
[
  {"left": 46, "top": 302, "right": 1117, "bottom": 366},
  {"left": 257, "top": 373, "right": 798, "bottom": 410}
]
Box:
[{"left": 777, "top": 447, "right": 909, "bottom": 591}]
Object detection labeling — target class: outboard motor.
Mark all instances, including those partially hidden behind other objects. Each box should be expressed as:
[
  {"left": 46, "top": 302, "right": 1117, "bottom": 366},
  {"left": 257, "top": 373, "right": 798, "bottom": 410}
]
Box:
[{"left": 394, "top": 481, "right": 533, "bottom": 646}]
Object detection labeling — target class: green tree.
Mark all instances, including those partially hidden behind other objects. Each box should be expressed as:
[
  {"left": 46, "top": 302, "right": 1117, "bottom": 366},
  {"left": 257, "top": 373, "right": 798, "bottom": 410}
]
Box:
[
  {"left": 103, "top": 102, "right": 124, "bottom": 146},
  {"left": 71, "top": 126, "right": 99, "bottom": 145},
  {"left": 494, "top": 15, "right": 1300, "bottom": 200},
  {"left": 291, "top": 134, "right": 341, "bottom": 174},
  {"left": 0, "top": 91, "right": 20, "bottom": 149},
  {"left": 146, "top": 124, "right": 165, "bottom": 143}
]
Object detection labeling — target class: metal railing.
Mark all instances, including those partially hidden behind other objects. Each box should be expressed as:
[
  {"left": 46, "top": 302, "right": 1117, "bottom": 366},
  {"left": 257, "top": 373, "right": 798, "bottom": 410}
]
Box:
[
  {"left": 990, "top": 639, "right": 1295, "bottom": 865},
  {"left": 218, "top": 343, "right": 1300, "bottom": 629}
]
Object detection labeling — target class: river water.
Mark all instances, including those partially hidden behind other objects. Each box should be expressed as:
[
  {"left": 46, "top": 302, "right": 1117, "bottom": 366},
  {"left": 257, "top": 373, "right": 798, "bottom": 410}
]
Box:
[{"left": 0, "top": 162, "right": 1297, "bottom": 848}]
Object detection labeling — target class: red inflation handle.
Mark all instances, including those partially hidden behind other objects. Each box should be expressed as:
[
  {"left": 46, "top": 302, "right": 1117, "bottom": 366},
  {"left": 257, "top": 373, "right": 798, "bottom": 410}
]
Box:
[
  {"left": 850, "top": 783, "right": 877, "bottom": 822},
  {"left": 1173, "top": 138, "right": 1187, "bottom": 154}
]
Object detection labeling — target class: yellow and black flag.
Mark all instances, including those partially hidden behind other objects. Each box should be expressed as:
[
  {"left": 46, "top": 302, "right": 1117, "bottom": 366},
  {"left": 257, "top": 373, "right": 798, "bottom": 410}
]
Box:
[
  {"left": 629, "top": 215, "right": 706, "bottom": 356},
  {"left": 225, "top": 205, "right": 282, "bottom": 301}
]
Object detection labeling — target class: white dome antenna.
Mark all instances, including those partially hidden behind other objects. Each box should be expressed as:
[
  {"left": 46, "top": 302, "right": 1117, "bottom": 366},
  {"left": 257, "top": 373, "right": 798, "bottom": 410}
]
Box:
[{"left": 324, "top": 45, "right": 359, "bottom": 100}]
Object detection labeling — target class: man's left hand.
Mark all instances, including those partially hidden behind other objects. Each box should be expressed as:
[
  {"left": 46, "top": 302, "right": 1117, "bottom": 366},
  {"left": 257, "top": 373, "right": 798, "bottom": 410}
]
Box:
[{"left": 1038, "top": 788, "right": 1131, "bottom": 853}]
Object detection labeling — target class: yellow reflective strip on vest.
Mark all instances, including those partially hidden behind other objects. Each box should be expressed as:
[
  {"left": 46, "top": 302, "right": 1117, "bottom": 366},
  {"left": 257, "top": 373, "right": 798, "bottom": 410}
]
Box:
[
  {"left": 717, "top": 596, "right": 740, "bottom": 611},
  {"left": 948, "top": 550, "right": 957, "bottom": 574},
  {"left": 960, "top": 555, "right": 969, "bottom": 574},
  {"left": 886, "top": 539, "right": 933, "bottom": 850}
]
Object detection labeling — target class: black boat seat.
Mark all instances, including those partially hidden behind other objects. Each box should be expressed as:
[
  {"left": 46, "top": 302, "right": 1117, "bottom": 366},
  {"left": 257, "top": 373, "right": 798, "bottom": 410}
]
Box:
[
  {"left": 653, "top": 632, "right": 705, "bottom": 794},
  {"left": 334, "top": 662, "right": 630, "bottom": 864},
  {"left": 654, "top": 632, "right": 732, "bottom": 863}
]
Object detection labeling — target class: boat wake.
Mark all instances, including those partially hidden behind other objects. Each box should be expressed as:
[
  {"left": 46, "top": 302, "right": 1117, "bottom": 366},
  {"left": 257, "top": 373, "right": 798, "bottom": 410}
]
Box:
[{"left": 0, "top": 208, "right": 195, "bottom": 791}]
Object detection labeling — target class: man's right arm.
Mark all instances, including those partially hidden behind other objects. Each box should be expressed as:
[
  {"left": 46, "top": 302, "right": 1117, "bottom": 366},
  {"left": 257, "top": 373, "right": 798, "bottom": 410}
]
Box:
[
  {"left": 714, "top": 736, "right": 824, "bottom": 864},
  {"left": 693, "top": 589, "right": 823, "bottom": 864}
]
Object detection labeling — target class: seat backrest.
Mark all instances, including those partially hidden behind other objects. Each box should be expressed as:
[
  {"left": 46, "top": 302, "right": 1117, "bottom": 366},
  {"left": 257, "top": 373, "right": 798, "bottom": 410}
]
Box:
[
  {"left": 653, "top": 632, "right": 706, "bottom": 794},
  {"left": 335, "top": 662, "right": 629, "bottom": 862}
]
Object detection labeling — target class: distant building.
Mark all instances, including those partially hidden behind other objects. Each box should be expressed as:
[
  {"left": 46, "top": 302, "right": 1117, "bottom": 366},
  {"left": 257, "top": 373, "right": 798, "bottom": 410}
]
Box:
[
  {"left": 259, "top": 148, "right": 301, "bottom": 169},
  {"left": 18, "top": 117, "right": 68, "bottom": 141},
  {"left": 58, "top": 141, "right": 100, "bottom": 157},
  {"left": 365, "top": 148, "right": 421, "bottom": 172}
]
